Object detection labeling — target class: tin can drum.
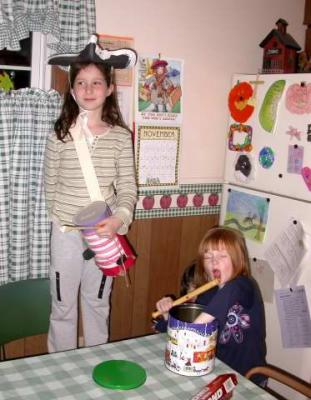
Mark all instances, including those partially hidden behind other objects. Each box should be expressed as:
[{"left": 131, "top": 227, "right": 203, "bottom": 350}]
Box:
[{"left": 165, "top": 303, "right": 218, "bottom": 377}]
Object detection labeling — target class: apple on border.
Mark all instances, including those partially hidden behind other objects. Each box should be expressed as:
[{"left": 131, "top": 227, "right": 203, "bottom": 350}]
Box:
[{"left": 142, "top": 195, "right": 155, "bottom": 210}]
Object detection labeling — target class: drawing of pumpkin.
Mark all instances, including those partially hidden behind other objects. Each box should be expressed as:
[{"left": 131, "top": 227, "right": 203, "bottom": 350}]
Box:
[{"left": 228, "top": 81, "right": 254, "bottom": 123}]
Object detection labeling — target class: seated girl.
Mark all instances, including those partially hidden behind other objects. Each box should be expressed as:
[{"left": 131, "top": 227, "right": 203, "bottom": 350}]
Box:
[{"left": 154, "top": 226, "right": 267, "bottom": 386}]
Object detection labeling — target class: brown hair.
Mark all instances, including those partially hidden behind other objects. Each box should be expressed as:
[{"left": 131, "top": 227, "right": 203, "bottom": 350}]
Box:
[
  {"left": 193, "top": 226, "right": 250, "bottom": 287},
  {"left": 54, "top": 62, "right": 131, "bottom": 141}
]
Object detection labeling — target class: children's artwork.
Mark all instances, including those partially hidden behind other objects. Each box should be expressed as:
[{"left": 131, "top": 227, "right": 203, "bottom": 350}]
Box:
[
  {"left": 136, "top": 125, "right": 180, "bottom": 186},
  {"left": 234, "top": 153, "right": 255, "bottom": 183},
  {"left": 258, "top": 146, "right": 275, "bottom": 169},
  {"left": 301, "top": 166, "right": 311, "bottom": 191},
  {"left": 224, "top": 189, "right": 269, "bottom": 243},
  {"left": 228, "top": 124, "right": 252, "bottom": 151},
  {"left": 228, "top": 81, "right": 255, "bottom": 123},
  {"left": 287, "top": 145, "right": 304, "bottom": 174},
  {"left": 286, "top": 125, "right": 302, "bottom": 140},
  {"left": 98, "top": 34, "right": 135, "bottom": 86},
  {"left": 259, "top": 79, "right": 285, "bottom": 133},
  {"left": 136, "top": 55, "right": 183, "bottom": 124},
  {"left": 285, "top": 82, "right": 311, "bottom": 114}
]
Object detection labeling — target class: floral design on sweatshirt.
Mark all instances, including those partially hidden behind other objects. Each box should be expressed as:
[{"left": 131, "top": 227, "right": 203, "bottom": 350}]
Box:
[{"left": 219, "top": 303, "right": 250, "bottom": 344}]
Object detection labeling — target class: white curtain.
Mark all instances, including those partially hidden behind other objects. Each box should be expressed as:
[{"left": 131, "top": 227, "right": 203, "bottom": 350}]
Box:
[
  {"left": 0, "top": 89, "right": 62, "bottom": 285},
  {"left": 0, "top": 0, "right": 96, "bottom": 53}
]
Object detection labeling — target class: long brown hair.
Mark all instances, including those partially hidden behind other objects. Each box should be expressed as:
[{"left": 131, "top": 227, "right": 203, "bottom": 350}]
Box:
[
  {"left": 193, "top": 226, "right": 250, "bottom": 288},
  {"left": 54, "top": 62, "right": 131, "bottom": 141}
]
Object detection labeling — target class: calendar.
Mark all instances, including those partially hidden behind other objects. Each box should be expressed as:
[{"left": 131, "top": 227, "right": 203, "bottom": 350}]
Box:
[{"left": 136, "top": 125, "right": 180, "bottom": 186}]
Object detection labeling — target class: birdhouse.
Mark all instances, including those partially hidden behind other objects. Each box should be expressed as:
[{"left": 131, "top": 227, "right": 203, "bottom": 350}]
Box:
[{"left": 259, "top": 18, "right": 301, "bottom": 73}]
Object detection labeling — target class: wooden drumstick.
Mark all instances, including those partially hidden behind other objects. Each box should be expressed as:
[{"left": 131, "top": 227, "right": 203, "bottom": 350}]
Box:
[
  {"left": 152, "top": 278, "right": 220, "bottom": 319},
  {"left": 62, "top": 224, "right": 98, "bottom": 231}
]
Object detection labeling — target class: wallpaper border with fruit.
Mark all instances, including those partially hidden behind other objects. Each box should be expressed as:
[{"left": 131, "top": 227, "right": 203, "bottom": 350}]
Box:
[{"left": 134, "top": 183, "right": 222, "bottom": 219}]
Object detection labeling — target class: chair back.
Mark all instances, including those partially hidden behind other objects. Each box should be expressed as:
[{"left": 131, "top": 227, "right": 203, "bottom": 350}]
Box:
[
  {"left": 0, "top": 278, "right": 51, "bottom": 346},
  {"left": 245, "top": 365, "right": 311, "bottom": 399}
]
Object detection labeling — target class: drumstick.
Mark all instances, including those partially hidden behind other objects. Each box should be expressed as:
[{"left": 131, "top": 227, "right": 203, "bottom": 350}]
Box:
[
  {"left": 62, "top": 224, "right": 98, "bottom": 231},
  {"left": 152, "top": 278, "right": 220, "bottom": 319}
]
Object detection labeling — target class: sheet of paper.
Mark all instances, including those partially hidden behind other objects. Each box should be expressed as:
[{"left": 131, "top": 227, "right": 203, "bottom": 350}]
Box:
[
  {"left": 117, "top": 86, "right": 133, "bottom": 128},
  {"left": 275, "top": 285, "right": 311, "bottom": 348},
  {"left": 250, "top": 258, "right": 274, "bottom": 303},
  {"left": 98, "top": 34, "right": 135, "bottom": 86},
  {"left": 264, "top": 219, "right": 306, "bottom": 287},
  {"left": 136, "top": 125, "right": 180, "bottom": 186}
]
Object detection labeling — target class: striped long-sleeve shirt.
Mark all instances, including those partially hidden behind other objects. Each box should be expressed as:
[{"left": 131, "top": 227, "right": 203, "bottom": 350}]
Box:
[{"left": 44, "top": 125, "right": 137, "bottom": 234}]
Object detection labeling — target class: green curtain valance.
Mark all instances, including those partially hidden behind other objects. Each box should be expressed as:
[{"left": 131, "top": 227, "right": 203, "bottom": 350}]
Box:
[{"left": 0, "top": 0, "right": 96, "bottom": 53}]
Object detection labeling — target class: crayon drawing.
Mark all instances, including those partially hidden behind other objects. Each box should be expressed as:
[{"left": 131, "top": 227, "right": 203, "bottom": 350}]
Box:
[{"left": 224, "top": 189, "right": 269, "bottom": 243}]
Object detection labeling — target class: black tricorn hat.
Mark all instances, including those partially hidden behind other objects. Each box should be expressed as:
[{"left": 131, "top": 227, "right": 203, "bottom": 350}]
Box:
[{"left": 48, "top": 34, "right": 137, "bottom": 69}]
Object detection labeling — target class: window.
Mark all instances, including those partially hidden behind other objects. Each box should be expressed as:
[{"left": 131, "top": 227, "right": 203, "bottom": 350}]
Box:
[{"left": 0, "top": 33, "right": 50, "bottom": 91}]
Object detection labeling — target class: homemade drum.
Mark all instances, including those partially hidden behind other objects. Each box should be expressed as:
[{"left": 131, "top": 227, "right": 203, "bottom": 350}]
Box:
[
  {"left": 72, "top": 201, "right": 136, "bottom": 277},
  {"left": 73, "top": 201, "right": 112, "bottom": 227},
  {"left": 165, "top": 303, "right": 218, "bottom": 376}
]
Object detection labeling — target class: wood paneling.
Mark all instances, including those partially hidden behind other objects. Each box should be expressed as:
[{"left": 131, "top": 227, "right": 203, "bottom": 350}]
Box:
[
  {"left": 1, "top": 335, "right": 47, "bottom": 360},
  {"left": 109, "top": 214, "right": 219, "bottom": 341},
  {"left": 51, "top": 66, "right": 68, "bottom": 95},
  {"left": 304, "top": 0, "right": 311, "bottom": 25},
  {"left": 24, "top": 335, "right": 48, "bottom": 357}
]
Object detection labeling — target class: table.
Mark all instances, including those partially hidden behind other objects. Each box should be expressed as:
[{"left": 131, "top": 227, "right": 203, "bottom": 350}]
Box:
[{"left": 0, "top": 333, "right": 275, "bottom": 399}]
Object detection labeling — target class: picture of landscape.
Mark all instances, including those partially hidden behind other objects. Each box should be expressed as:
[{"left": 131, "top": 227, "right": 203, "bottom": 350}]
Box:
[{"left": 224, "top": 189, "right": 270, "bottom": 243}]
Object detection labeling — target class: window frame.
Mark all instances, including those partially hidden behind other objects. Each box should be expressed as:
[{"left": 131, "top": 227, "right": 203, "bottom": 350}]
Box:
[{"left": 0, "top": 32, "right": 51, "bottom": 90}]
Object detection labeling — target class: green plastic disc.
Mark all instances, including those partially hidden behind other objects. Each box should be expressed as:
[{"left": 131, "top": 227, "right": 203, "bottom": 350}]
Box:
[{"left": 92, "top": 359, "right": 147, "bottom": 390}]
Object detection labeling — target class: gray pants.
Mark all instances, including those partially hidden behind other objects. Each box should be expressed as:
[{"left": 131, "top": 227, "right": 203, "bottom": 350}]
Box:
[{"left": 48, "top": 223, "right": 113, "bottom": 353}]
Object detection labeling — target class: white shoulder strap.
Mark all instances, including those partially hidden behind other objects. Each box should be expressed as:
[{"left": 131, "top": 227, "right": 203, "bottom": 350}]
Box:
[{"left": 70, "top": 114, "right": 104, "bottom": 202}]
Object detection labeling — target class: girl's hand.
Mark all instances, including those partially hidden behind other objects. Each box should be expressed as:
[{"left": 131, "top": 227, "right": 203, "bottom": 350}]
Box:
[
  {"left": 193, "top": 312, "right": 215, "bottom": 324},
  {"left": 95, "top": 216, "right": 123, "bottom": 238},
  {"left": 156, "top": 296, "right": 174, "bottom": 320}
]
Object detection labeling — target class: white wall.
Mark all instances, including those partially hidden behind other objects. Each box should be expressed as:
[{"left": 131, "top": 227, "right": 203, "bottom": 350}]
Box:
[{"left": 95, "top": 0, "right": 305, "bottom": 184}]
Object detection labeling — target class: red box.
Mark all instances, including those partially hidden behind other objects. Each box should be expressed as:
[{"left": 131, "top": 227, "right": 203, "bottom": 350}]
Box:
[{"left": 190, "top": 373, "right": 238, "bottom": 400}]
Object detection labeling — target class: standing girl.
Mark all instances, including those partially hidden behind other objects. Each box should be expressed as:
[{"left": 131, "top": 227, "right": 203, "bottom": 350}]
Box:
[
  {"left": 155, "top": 226, "right": 267, "bottom": 385},
  {"left": 44, "top": 36, "right": 137, "bottom": 352}
]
